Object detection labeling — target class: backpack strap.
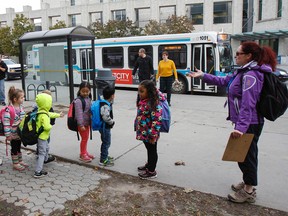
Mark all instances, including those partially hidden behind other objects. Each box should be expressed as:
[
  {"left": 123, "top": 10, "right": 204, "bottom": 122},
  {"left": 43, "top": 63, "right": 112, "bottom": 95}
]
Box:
[{"left": 75, "top": 97, "right": 86, "bottom": 112}]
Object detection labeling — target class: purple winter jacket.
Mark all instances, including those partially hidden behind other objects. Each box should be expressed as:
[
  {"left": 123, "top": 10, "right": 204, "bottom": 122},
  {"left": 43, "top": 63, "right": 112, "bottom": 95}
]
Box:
[
  {"left": 74, "top": 96, "right": 91, "bottom": 127},
  {"left": 203, "top": 61, "right": 273, "bottom": 133}
]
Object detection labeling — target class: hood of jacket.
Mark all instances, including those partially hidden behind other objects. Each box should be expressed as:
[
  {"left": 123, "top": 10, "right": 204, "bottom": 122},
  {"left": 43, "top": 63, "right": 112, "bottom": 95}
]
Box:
[
  {"left": 36, "top": 93, "right": 52, "bottom": 112},
  {"left": 240, "top": 61, "right": 273, "bottom": 74}
]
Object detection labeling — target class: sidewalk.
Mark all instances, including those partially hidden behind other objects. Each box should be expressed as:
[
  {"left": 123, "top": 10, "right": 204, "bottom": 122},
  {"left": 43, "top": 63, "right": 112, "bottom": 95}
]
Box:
[{"left": 3, "top": 81, "right": 288, "bottom": 213}]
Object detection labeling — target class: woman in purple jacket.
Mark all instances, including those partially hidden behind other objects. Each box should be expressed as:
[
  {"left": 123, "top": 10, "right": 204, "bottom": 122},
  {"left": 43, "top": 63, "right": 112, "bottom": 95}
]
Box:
[{"left": 189, "top": 41, "right": 277, "bottom": 203}]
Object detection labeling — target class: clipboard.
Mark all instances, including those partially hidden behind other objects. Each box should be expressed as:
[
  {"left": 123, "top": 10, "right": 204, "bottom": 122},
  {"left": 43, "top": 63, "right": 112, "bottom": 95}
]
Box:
[{"left": 222, "top": 133, "right": 254, "bottom": 162}]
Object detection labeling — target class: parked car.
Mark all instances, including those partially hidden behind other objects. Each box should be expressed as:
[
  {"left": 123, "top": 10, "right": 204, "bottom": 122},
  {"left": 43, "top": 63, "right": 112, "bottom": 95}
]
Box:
[
  {"left": 275, "top": 67, "right": 288, "bottom": 82},
  {"left": 2, "top": 58, "right": 28, "bottom": 80}
]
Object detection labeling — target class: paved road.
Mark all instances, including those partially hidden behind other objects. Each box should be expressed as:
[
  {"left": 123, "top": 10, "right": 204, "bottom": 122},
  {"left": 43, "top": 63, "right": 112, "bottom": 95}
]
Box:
[{"left": 1, "top": 78, "right": 288, "bottom": 214}]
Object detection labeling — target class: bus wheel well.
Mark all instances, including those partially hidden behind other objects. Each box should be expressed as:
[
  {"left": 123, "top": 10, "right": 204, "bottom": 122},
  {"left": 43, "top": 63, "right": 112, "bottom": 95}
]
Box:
[{"left": 172, "top": 73, "right": 188, "bottom": 94}]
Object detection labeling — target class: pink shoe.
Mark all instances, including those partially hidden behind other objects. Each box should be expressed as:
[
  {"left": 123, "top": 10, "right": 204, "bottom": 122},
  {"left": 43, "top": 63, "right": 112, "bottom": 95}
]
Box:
[
  {"left": 79, "top": 154, "right": 92, "bottom": 163},
  {"left": 86, "top": 153, "right": 95, "bottom": 159}
]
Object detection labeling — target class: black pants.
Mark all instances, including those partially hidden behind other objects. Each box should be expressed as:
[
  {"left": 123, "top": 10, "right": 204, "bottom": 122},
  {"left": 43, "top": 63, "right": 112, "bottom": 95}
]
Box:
[
  {"left": 11, "top": 139, "right": 21, "bottom": 155},
  {"left": 144, "top": 141, "right": 158, "bottom": 172},
  {"left": 159, "top": 76, "right": 173, "bottom": 104},
  {"left": 238, "top": 124, "right": 263, "bottom": 186}
]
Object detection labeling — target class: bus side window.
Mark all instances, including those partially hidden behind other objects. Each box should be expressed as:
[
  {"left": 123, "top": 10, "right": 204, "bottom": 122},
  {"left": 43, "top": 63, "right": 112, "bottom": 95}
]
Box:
[
  {"left": 102, "top": 47, "right": 123, "bottom": 68},
  {"left": 128, "top": 45, "right": 153, "bottom": 68},
  {"left": 158, "top": 44, "right": 187, "bottom": 69}
]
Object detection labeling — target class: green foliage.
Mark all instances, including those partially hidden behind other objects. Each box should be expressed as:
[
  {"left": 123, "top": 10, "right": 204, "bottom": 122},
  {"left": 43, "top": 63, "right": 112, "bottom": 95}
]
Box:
[
  {"left": 0, "top": 14, "right": 34, "bottom": 56},
  {"left": 89, "top": 18, "right": 142, "bottom": 38},
  {"left": 49, "top": 20, "right": 67, "bottom": 30},
  {"left": 0, "top": 27, "right": 13, "bottom": 56},
  {"left": 144, "top": 15, "right": 194, "bottom": 35}
]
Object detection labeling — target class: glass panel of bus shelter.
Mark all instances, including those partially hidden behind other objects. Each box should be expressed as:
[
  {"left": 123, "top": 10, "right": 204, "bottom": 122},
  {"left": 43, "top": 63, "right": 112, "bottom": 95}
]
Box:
[
  {"left": 158, "top": 45, "right": 187, "bottom": 69},
  {"left": 102, "top": 47, "right": 124, "bottom": 68},
  {"left": 192, "top": 45, "right": 202, "bottom": 87},
  {"left": 128, "top": 45, "right": 153, "bottom": 68}
]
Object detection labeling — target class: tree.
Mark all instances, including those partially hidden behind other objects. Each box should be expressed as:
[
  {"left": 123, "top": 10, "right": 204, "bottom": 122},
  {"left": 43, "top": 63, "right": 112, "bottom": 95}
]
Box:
[
  {"left": 0, "top": 26, "right": 13, "bottom": 56},
  {"left": 143, "top": 15, "right": 194, "bottom": 35},
  {"left": 142, "top": 20, "right": 167, "bottom": 35},
  {"left": 89, "top": 18, "right": 142, "bottom": 38},
  {"left": 49, "top": 20, "right": 67, "bottom": 30},
  {"left": 0, "top": 14, "right": 34, "bottom": 56},
  {"left": 166, "top": 15, "right": 194, "bottom": 34}
]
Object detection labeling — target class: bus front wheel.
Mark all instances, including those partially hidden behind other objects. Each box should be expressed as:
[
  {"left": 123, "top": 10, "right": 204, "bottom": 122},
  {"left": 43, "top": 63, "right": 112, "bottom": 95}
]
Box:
[{"left": 172, "top": 75, "right": 188, "bottom": 94}]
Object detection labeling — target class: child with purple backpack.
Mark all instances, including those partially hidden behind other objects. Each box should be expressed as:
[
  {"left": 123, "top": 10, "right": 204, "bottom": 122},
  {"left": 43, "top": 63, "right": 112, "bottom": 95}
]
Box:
[{"left": 134, "top": 80, "right": 165, "bottom": 179}]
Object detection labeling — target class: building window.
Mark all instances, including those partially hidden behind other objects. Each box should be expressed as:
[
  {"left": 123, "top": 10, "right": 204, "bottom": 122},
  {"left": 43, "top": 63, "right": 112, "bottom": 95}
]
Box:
[
  {"left": 128, "top": 45, "right": 153, "bottom": 68},
  {"left": 102, "top": 47, "right": 124, "bottom": 68},
  {"left": 159, "top": 6, "right": 176, "bottom": 24},
  {"left": 186, "top": 3, "right": 203, "bottom": 25},
  {"left": 135, "top": 8, "right": 150, "bottom": 28},
  {"left": 277, "top": 0, "right": 282, "bottom": 17},
  {"left": 70, "top": 0, "right": 75, "bottom": 6},
  {"left": 258, "top": 0, "right": 262, "bottom": 20},
  {"left": 70, "top": 14, "right": 81, "bottom": 27},
  {"left": 158, "top": 44, "right": 187, "bottom": 69},
  {"left": 213, "top": 1, "right": 232, "bottom": 24},
  {"left": 259, "top": 39, "right": 278, "bottom": 55},
  {"left": 112, "top": 10, "right": 126, "bottom": 21},
  {"left": 90, "top": 12, "right": 103, "bottom": 24},
  {"left": 0, "top": 21, "right": 7, "bottom": 28},
  {"left": 33, "top": 18, "right": 42, "bottom": 31},
  {"left": 49, "top": 16, "right": 61, "bottom": 27}
]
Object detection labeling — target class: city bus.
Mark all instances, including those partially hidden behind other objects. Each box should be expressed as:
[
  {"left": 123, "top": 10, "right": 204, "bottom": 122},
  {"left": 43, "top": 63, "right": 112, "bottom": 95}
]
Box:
[{"left": 31, "top": 31, "right": 233, "bottom": 94}]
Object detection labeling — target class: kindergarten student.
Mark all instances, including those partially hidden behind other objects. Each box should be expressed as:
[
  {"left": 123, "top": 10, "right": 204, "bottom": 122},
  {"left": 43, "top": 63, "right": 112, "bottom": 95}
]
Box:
[
  {"left": 98, "top": 86, "right": 115, "bottom": 166},
  {"left": 135, "top": 80, "right": 163, "bottom": 179},
  {"left": 3, "top": 86, "right": 26, "bottom": 171},
  {"left": 34, "top": 90, "right": 64, "bottom": 163},
  {"left": 75, "top": 81, "right": 93, "bottom": 162},
  {"left": 34, "top": 93, "right": 55, "bottom": 177}
]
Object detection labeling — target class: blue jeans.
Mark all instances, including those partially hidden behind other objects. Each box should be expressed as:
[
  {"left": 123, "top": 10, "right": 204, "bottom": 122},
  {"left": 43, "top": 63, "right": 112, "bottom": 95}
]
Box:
[
  {"left": 0, "top": 79, "right": 5, "bottom": 102},
  {"left": 99, "top": 127, "right": 111, "bottom": 161}
]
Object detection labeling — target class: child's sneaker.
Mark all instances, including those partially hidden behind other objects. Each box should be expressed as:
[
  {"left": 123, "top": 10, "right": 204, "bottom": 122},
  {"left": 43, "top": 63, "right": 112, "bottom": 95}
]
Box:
[
  {"left": 138, "top": 170, "right": 157, "bottom": 179},
  {"left": 34, "top": 170, "right": 48, "bottom": 178},
  {"left": 86, "top": 153, "right": 95, "bottom": 160},
  {"left": 44, "top": 155, "right": 56, "bottom": 164},
  {"left": 99, "top": 158, "right": 114, "bottom": 167},
  {"left": 228, "top": 188, "right": 256, "bottom": 203},
  {"left": 79, "top": 154, "right": 92, "bottom": 163}
]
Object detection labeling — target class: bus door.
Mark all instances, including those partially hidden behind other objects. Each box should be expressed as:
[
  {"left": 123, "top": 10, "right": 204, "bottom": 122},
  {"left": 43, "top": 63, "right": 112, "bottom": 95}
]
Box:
[
  {"left": 80, "top": 49, "right": 93, "bottom": 82},
  {"left": 192, "top": 45, "right": 202, "bottom": 90},
  {"left": 192, "top": 44, "right": 215, "bottom": 91}
]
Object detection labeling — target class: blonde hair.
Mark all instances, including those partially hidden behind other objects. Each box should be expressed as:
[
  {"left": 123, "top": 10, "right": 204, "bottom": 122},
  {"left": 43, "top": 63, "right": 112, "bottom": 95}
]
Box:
[{"left": 42, "top": 89, "right": 52, "bottom": 95}]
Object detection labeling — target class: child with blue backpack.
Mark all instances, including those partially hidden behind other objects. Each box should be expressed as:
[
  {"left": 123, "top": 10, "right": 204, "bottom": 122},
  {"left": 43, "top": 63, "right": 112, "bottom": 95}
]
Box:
[
  {"left": 91, "top": 86, "right": 115, "bottom": 167},
  {"left": 135, "top": 80, "right": 164, "bottom": 179}
]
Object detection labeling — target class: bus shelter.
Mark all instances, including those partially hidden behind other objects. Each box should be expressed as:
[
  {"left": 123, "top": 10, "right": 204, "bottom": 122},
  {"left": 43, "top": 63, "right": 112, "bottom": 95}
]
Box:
[{"left": 18, "top": 26, "right": 96, "bottom": 102}]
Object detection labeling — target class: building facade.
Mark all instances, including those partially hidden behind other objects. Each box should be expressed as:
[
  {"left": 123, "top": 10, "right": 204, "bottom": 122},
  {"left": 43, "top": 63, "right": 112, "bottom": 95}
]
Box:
[{"left": 0, "top": 0, "right": 287, "bottom": 59}]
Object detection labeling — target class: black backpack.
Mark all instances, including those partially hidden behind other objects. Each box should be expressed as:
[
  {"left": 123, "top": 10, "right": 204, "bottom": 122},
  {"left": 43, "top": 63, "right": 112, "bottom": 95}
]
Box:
[
  {"left": 17, "top": 111, "right": 49, "bottom": 146},
  {"left": 257, "top": 72, "right": 288, "bottom": 121}
]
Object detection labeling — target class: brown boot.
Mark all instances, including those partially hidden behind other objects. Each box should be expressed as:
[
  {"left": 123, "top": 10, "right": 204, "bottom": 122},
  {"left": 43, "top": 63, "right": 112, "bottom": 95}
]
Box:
[
  {"left": 18, "top": 153, "right": 29, "bottom": 167},
  {"left": 11, "top": 154, "right": 25, "bottom": 171}
]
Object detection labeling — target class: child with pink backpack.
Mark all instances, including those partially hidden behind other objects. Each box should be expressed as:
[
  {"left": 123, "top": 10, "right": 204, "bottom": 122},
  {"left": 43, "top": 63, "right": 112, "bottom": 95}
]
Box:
[{"left": 0, "top": 86, "right": 27, "bottom": 171}]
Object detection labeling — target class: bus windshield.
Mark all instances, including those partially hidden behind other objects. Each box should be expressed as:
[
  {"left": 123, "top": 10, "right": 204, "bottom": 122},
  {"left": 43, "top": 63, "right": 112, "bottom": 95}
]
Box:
[{"left": 218, "top": 44, "right": 232, "bottom": 72}]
